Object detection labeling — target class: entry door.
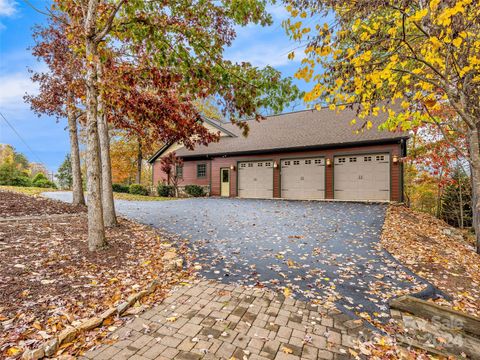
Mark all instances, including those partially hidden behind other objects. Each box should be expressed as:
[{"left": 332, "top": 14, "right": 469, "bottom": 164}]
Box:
[
  {"left": 334, "top": 154, "right": 390, "bottom": 200},
  {"left": 281, "top": 158, "right": 325, "bottom": 199},
  {"left": 220, "top": 168, "right": 230, "bottom": 197},
  {"left": 238, "top": 161, "right": 274, "bottom": 198}
]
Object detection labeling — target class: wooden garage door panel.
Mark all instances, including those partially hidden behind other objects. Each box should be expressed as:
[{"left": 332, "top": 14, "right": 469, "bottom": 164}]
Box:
[
  {"left": 281, "top": 158, "right": 325, "bottom": 200},
  {"left": 334, "top": 154, "right": 390, "bottom": 201},
  {"left": 238, "top": 161, "right": 273, "bottom": 198}
]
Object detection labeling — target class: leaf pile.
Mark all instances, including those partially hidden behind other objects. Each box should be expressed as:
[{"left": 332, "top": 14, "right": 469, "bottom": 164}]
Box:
[
  {"left": 0, "top": 189, "right": 85, "bottom": 218},
  {"left": 0, "top": 191, "right": 190, "bottom": 358},
  {"left": 381, "top": 204, "right": 480, "bottom": 317}
]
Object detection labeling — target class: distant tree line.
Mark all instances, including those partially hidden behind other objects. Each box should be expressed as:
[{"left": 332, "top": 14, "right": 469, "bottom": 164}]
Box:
[{"left": 0, "top": 144, "right": 56, "bottom": 188}]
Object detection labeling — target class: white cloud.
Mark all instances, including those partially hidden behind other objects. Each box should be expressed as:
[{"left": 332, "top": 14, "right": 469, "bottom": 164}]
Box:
[
  {"left": 0, "top": 0, "right": 17, "bottom": 16},
  {"left": 0, "top": 72, "right": 38, "bottom": 112}
]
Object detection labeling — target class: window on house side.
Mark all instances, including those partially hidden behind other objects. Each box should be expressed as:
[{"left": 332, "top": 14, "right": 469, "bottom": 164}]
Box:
[
  {"left": 176, "top": 165, "right": 183, "bottom": 178},
  {"left": 197, "top": 164, "right": 207, "bottom": 178}
]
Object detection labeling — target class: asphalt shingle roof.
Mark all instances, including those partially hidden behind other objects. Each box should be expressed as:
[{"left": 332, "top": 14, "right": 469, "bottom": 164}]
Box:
[{"left": 174, "top": 108, "right": 408, "bottom": 157}]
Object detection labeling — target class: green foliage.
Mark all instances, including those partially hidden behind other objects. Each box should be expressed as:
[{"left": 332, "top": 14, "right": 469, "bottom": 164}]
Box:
[
  {"left": 10, "top": 176, "right": 32, "bottom": 187},
  {"left": 157, "top": 183, "right": 174, "bottom": 197},
  {"left": 57, "top": 154, "right": 73, "bottom": 189},
  {"left": 0, "top": 163, "right": 29, "bottom": 186},
  {"left": 112, "top": 183, "right": 130, "bottom": 193},
  {"left": 32, "top": 172, "right": 48, "bottom": 183},
  {"left": 184, "top": 184, "right": 205, "bottom": 197},
  {"left": 32, "top": 178, "right": 57, "bottom": 189},
  {"left": 129, "top": 183, "right": 148, "bottom": 195}
]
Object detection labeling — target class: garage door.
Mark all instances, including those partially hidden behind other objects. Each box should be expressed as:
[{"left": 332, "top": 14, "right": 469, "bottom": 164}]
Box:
[
  {"left": 281, "top": 158, "right": 325, "bottom": 200},
  {"left": 238, "top": 161, "right": 274, "bottom": 198},
  {"left": 334, "top": 154, "right": 390, "bottom": 201}
]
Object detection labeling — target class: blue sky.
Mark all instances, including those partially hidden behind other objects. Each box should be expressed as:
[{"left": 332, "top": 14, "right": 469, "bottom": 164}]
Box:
[{"left": 0, "top": 0, "right": 311, "bottom": 171}]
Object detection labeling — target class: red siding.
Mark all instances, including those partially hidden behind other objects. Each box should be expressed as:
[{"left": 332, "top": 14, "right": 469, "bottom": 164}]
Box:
[{"left": 152, "top": 142, "right": 404, "bottom": 201}]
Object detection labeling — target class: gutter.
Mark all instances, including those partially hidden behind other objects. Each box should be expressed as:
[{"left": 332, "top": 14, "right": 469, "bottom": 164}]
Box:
[{"left": 175, "top": 137, "right": 410, "bottom": 161}]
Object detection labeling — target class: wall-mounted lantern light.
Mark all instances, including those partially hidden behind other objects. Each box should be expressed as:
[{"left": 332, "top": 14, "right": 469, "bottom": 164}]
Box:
[
  {"left": 273, "top": 161, "right": 278, "bottom": 168},
  {"left": 326, "top": 158, "right": 332, "bottom": 166},
  {"left": 392, "top": 155, "right": 399, "bottom": 164},
  {"left": 230, "top": 164, "right": 236, "bottom": 171}
]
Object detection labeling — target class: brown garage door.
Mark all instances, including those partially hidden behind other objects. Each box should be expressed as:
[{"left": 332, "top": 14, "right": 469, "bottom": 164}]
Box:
[
  {"left": 238, "top": 161, "right": 274, "bottom": 198},
  {"left": 334, "top": 154, "right": 390, "bottom": 201},
  {"left": 281, "top": 157, "right": 325, "bottom": 200}
]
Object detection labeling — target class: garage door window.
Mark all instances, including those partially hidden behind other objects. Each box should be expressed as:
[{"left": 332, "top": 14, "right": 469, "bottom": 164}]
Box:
[{"left": 197, "top": 164, "right": 207, "bottom": 178}]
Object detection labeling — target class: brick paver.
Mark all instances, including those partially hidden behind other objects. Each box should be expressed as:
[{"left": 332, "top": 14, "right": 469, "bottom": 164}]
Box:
[{"left": 83, "top": 280, "right": 372, "bottom": 359}]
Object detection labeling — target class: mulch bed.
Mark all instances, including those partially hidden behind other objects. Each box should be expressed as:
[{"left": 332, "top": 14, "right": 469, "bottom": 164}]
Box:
[
  {"left": 0, "top": 191, "right": 191, "bottom": 359},
  {"left": 0, "top": 190, "right": 86, "bottom": 218},
  {"left": 381, "top": 205, "right": 480, "bottom": 317}
]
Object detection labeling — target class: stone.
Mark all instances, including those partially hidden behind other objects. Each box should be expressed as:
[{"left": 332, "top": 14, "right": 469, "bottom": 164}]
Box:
[
  {"left": 78, "top": 317, "right": 103, "bottom": 331},
  {"left": 162, "top": 251, "right": 177, "bottom": 261},
  {"left": 116, "top": 301, "right": 130, "bottom": 315},
  {"left": 58, "top": 326, "right": 78, "bottom": 344},
  {"left": 22, "top": 348, "right": 44, "bottom": 360},
  {"left": 100, "top": 307, "right": 117, "bottom": 320},
  {"left": 44, "top": 338, "right": 59, "bottom": 357}
]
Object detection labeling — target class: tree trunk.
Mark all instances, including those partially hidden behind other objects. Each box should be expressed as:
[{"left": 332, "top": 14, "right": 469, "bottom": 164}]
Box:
[
  {"left": 468, "top": 126, "right": 480, "bottom": 253},
  {"left": 136, "top": 138, "right": 142, "bottom": 184},
  {"left": 66, "top": 92, "right": 85, "bottom": 206},
  {"left": 85, "top": 0, "right": 107, "bottom": 251},
  {"left": 97, "top": 63, "right": 117, "bottom": 227}
]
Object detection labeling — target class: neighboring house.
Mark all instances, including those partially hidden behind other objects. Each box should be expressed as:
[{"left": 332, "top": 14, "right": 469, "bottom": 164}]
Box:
[{"left": 148, "top": 108, "right": 408, "bottom": 201}]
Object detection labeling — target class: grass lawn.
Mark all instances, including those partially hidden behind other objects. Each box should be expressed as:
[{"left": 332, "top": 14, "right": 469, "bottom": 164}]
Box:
[
  {"left": 0, "top": 186, "right": 176, "bottom": 201},
  {"left": 0, "top": 185, "right": 59, "bottom": 196},
  {"left": 113, "top": 192, "right": 176, "bottom": 201}
]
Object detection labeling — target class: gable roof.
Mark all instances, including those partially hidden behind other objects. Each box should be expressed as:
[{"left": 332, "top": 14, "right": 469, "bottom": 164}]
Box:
[{"left": 149, "top": 107, "right": 408, "bottom": 162}]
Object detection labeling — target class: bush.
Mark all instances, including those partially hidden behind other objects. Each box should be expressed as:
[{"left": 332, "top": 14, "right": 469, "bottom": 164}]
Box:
[
  {"left": 184, "top": 184, "right": 205, "bottom": 197},
  {"left": 32, "top": 172, "right": 48, "bottom": 183},
  {"left": 112, "top": 183, "right": 129, "bottom": 193},
  {"left": 33, "top": 178, "right": 57, "bottom": 189},
  {"left": 10, "top": 176, "right": 31, "bottom": 187},
  {"left": 129, "top": 183, "right": 148, "bottom": 196},
  {"left": 157, "top": 183, "right": 175, "bottom": 197}
]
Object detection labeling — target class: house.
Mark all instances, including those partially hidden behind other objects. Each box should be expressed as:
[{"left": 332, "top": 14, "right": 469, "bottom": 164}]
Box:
[{"left": 148, "top": 108, "right": 408, "bottom": 201}]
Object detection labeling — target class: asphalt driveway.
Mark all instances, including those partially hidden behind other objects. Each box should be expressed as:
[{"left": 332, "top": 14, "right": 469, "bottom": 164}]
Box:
[{"left": 45, "top": 193, "right": 430, "bottom": 321}]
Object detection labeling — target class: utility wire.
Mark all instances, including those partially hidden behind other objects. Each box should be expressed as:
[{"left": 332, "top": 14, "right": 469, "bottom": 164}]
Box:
[{"left": 0, "top": 111, "right": 45, "bottom": 165}]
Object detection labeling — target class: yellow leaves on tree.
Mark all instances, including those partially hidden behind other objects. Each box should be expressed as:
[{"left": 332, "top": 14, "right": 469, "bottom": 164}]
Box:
[{"left": 284, "top": 0, "right": 480, "bottom": 133}]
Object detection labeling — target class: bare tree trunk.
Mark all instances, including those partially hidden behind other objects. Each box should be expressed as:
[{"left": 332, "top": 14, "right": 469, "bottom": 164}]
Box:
[
  {"left": 97, "top": 64, "right": 117, "bottom": 227},
  {"left": 136, "top": 138, "right": 142, "bottom": 184},
  {"left": 85, "top": 0, "right": 106, "bottom": 251},
  {"left": 459, "top": 165, "right": 464, "bottom": 229},
  {"left": 66, "top": 92, "right": 85, "bottom": 206},
  {"left": 468, "top": 126, "right": 480, "bottom": 253}
]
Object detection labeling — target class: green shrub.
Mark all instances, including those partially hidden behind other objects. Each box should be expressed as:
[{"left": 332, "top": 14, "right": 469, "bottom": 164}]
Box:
[
  {"left": 129, "top": 183, "right": 148, "bottom": 196},
  {"left": 157, "top": 183, "right": 175, "bottom": 197},
  {"left": 112, "top": 183, "right": 129, "bottom": 193},
  {"left": 32, "top": 172, "right": 48, "bottom": 183},
  {"left": 33, "top": 178, "right": 57, "bottom": 189},
  {"left": 11, "top": 176, "right": 31, "bottom": 187},
  {"left": 184, "top": 185, "right": 205, "bottom": 197}
]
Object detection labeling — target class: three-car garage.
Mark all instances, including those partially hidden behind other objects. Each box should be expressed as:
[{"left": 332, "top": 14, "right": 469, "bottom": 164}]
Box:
[{"left": 236, "top": 153, "right": 391, "bottom": 201}]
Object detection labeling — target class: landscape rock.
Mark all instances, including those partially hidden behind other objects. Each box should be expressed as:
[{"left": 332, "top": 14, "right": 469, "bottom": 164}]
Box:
[
  {"left": 22, "top": 348, "right": 44, "bottom": 360},
  {"left": 58, "top": 326, "right": 77, "bottom": 344},
  {"left": 78, "top": 317, "right": 102, "bottom": 332},
  {"left": 44, "top": 338, "right": 59, "bottom": 357},
  {"left": 162, "top": 251, "right": 177, "bottom": 261}
]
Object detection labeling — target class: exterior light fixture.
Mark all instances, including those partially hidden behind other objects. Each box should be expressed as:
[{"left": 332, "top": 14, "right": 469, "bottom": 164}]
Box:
[
  {"left": 230, "top": 164, "right": 235, "bottom": 171},
  {"left": 392, "top": 155, "right": 399, "bottom": 164},
  {"left": 326, "top": 158, "right": 332, "bottom": 166},
  {"left": 273, "top": 161, "right": 278, "bottom": 168}
]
